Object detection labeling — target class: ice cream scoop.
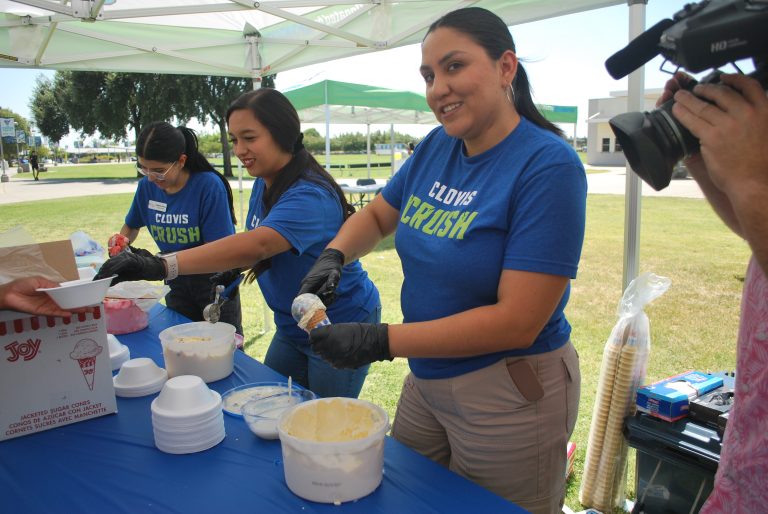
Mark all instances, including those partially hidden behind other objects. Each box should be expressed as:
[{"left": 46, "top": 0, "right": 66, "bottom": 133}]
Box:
[{"left": 291, "top": 293, "right": 330, "bottom": 333}]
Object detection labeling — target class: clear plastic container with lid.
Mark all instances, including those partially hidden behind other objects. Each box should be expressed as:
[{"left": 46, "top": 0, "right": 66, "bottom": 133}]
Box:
[{"left": 159, "top": 322, "right": 236, "bottom": 383}]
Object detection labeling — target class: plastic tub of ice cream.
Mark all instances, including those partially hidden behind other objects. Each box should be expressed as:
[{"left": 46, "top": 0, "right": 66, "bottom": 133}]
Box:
[
  {"left": 104, "top": 298, "right": 149, "bottom": 334},
  {"left": 104, "top": 281, "right": 170, "bottom": 334},
  {"left": 159, "top": 322, "right": 236, "bottom": 383},
  {"left": 277, "top": 397, "right": 389, "bottom": 504}
]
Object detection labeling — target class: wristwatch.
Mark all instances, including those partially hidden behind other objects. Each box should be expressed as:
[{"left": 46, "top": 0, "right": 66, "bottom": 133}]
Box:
[{"left": 159, "top": 252, "right": 179, "bottom": 280}]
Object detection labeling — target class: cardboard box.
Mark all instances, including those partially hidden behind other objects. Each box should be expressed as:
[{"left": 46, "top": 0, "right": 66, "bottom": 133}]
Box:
[
  {"left": 0, "top": 238, "right": 116, "bottom": 442},
  {"left": 636, "top": 371, "right": 723, "bottom": 422},
  {"left": 0, "top": 307, "right": 117, "bottom": 441},
  {"left": 0, "top": 239, "right": 80, "bottom": 283}
]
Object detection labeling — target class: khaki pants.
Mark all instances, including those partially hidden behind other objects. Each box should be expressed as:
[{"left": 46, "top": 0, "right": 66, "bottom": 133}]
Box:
[{"left": 391, "top": 341, "right": 580, "bottom": 514}]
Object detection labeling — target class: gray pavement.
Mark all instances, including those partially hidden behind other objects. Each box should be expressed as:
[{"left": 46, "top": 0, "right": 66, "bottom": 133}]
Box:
[{"left": 0, "top": 166, "right": 704, "bottom": 206}]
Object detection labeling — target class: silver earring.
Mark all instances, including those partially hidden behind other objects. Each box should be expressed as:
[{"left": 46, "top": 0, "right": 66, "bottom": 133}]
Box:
[{"left": 505, "top": 85, "right": 515, "bottom": 105}]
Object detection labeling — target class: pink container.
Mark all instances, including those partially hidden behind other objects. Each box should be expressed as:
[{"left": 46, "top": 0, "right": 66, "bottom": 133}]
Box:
[{"left": 104, "top": 298, "right": 149, "bottom": 334}]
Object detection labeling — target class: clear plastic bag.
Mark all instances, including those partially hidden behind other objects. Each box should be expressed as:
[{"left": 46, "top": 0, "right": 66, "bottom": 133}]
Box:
[
  {"left": 579, "top": 272, "right": 671, "bottom": 512},
  {"left": 70, "top": 231, "right": 105, "bottom": 257}
]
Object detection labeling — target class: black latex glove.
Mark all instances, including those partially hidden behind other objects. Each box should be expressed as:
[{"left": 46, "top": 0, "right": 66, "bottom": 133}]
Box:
[
  {"left": 298, "top": 248, "right": 345, "bottom": 307},
  {"left": 128, "top": 246, "right": 154, "bottom": 258},
  {"left": 209, "top": 269, "right": 242, "bottom": 300},
  {"left": 309, "top": 323, "right": 391, "bottom": 369},
  {"left": 94, "top": 250, "right": 166, "bottom": 284}
]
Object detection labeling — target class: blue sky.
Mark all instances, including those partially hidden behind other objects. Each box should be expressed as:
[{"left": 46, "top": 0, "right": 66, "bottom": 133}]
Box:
[{"left": 0, "top": 0, "right": 700, "bottom": 147}]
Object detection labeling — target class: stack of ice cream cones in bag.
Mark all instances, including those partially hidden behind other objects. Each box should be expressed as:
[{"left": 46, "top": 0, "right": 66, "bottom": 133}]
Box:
[{"left": 579, "top": 272, "right": 671, "bottom": 512}]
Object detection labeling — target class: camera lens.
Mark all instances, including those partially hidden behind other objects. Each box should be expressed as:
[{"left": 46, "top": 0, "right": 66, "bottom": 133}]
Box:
[{"left": 609, "top": 81, "right": 700, "bottom": 191}]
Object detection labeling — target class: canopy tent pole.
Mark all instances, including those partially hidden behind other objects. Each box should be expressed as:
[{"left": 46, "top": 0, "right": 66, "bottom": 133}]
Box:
[
  {"left": 573, "top": 122, "right": 577, "bottom": 150},
  {"left": 622, "top": 0, "right": 647, "bottom": 291},
  {"left": 366, "top": 123, "right": 371, "bottom": 179},
  {"left": 389, "top": 123, "right": 395, "bottom": 177},
  {"left": 244, "top": 29, "right": 273, "bottom": 334},
  {"left": 324, "top": 81, "right": 331, "bottom": 172},
  {"left": 0, "top": 137, "right": 7, "bottom": 183}
]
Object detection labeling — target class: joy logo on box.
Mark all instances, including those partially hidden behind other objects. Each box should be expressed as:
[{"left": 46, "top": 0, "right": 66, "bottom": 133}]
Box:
[{"left": 4, "top": 339, "right": 42, "bottom": 362}]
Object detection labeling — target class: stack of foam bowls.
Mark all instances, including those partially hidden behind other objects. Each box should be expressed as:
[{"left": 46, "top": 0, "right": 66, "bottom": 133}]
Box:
[
  {"left": 107, "top": 334, "right": 131, "bottom": 371},
  {"left": 151, "top": 375, "right": 225, "bottom": 454},
  {"left": 278, "top": 397, "right": 389, "bottom": 504},
  {"left": 113, "top": 357, "right": 167, "bottom": 397}
]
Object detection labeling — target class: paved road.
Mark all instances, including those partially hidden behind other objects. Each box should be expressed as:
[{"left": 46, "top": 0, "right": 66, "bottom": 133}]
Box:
[{"left": 0, "top": 166, "right": 704, "bottom": 206}]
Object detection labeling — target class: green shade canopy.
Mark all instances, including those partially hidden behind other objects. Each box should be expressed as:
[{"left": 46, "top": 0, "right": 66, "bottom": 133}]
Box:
[{"left": 284, "top": 79, "right": 434, "bottom": 125}]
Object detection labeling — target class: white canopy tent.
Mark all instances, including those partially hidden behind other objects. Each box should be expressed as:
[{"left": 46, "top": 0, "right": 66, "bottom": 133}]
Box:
[{"left": 0, "top": 0, "right": 648, "bottom": 289}]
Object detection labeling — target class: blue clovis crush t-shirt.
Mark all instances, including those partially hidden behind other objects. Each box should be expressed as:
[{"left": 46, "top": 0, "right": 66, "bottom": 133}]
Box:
[
  {"left": 381, "top": 117, "right": 587, "bottom": 379},
  {"left": 246, "top": 177, "right": 379, "bottom": 340},
  {"left": 125, "top": 171, "right": 235, "bottom": 253}
]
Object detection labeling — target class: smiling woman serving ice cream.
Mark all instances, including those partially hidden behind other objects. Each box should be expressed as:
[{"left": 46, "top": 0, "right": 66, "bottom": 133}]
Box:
[
  {"left": 296, "top": 8, "right": 586, "bottom": 514},
  {"left": 96, "top": 89, "right": 381, "bottom": 399}
]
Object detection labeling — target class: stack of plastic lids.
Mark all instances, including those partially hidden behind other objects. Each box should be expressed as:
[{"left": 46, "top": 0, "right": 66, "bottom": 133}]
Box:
[
  {"left": 108, "top": 334, "right": 131, "bottom": 371},
  {"left": 113, "top": 358, "right": 167, "bottom": 397},
  {"left": 151, "top": 375, "right": 225, "bottom": 454}
]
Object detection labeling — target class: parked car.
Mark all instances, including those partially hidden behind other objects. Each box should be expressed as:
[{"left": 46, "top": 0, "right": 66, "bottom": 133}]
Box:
[{"left": 672, "top": 162, "right": 689, "bottom": 179}]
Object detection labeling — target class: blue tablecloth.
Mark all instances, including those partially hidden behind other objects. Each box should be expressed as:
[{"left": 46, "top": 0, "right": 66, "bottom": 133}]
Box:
[{"left": 0, "top": 305, "right": 527, "bottom": 513}]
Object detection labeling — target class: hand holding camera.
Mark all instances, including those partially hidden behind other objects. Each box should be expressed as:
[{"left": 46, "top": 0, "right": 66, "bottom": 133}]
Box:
[
  {"left": 605, "top": 0, "right": 768, "bottom": 191},
  {"left": 665, "top": 72, "right": 768, "bottom": 196}
]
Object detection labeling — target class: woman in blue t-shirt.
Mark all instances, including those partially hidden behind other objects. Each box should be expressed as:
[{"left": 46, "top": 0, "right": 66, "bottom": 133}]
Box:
[
  {"left": 107, "top": 122, "right": 242, "bottom": 335},
  {"left": 298, "top": 7, "right": 586, "bottom": 514},
  {"left": 97, "top": 91, "right": 380, "bottom": 399}
]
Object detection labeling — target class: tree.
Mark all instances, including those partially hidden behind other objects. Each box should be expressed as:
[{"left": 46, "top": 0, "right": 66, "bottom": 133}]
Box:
[
  {"left": 29, "top": 75, "right": 69, "bottom": 147},
  {"left": 262, "top": 74, "right": 276, "bottom": 89},
  {"left": 179, "top": 75, "right": 252, "bottom": 178},
  {"left": 197, "top": 133, "right": 223, "bottom": 156},
  {"left": 0, "top": 108, "right": 29, "bottom": 163},
  {"left": 57, "top": 71, "right": 192, "bottom": 144},
  {"left": 303, "top": 128, "right": 324, "bottom": 153}
]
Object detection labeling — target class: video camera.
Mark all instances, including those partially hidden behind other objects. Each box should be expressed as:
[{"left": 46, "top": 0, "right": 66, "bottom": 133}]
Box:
[{"left": 605, "top": 0, "right": 768, "bottom": 191}]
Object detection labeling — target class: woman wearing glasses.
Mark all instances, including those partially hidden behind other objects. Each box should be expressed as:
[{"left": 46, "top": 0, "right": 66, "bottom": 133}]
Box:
[
  {"left": 107, "top": 122, "right": 242, "bottom": 334},
  {"left": 98, "top": 91, "right": 380, "bottom": 399}
]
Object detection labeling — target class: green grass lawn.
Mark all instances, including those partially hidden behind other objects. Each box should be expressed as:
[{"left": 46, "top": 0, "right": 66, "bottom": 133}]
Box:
[{"left": 0, "top": 189, "right": 747, "bottom": 512}]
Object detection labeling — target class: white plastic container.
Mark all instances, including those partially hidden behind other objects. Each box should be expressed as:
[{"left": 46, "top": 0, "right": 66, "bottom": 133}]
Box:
[
  {"left": 159, "top": 322, "right": 236, "bottom": 383},
  {"left": 277, "top": 397, "right": 389, "bottom": 504}
]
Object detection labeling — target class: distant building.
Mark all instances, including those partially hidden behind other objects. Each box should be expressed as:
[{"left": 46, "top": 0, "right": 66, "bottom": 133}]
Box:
[
  {"left": 374, "top": 143, "right": 408, "bottom": 155},
  {"left": 586, "top": 89, "right": 662, "bottom": 166}
]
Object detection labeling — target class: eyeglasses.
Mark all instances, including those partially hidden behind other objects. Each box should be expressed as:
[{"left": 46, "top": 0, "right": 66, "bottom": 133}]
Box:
[{"left": 136, "top": 160, "right": 177, "bottom": 181}]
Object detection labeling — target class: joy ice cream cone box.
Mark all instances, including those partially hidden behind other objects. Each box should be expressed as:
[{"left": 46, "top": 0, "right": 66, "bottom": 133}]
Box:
[
  {"left": 0, "top": 238, "right": 117, "bottom": 442},
  {"left": 0, "top": 307, "right": 117, "bottom": 441}
]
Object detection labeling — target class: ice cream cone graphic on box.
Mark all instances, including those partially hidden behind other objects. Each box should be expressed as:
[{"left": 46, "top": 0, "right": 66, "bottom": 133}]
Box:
[{"left": 70, "top": 338, "right": 103, "bottom": 391}]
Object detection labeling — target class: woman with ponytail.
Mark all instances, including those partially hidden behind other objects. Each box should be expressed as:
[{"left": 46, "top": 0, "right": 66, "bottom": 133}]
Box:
[
  {"left": 296, "top": 7, "right": 586, "bottom": 513},
  {"left": 98, "top": 91, "right": 380, "bottom": 399},
  {"left": 106, "top": 122, "right": 242, "bottom": 335}
]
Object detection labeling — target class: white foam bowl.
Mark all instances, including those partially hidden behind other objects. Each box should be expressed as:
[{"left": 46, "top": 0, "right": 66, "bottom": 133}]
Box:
[
  {"left": 278, "top": 398, "right": 389, "bottom": 504},
  {"left": 77, "top": 267, "right": 97, "bottom": 280},
  {"left": 113, "top": 357, "right": 167, "bottom": 397},
  {"left": 107, "top": 334, "right": 130, "bottom": 371},
  {"left": 152, "top": 375, "right": 220, "bottom": 416},
  {"left": 37, "top": 275, "right": 115, "bottom": 309}
]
